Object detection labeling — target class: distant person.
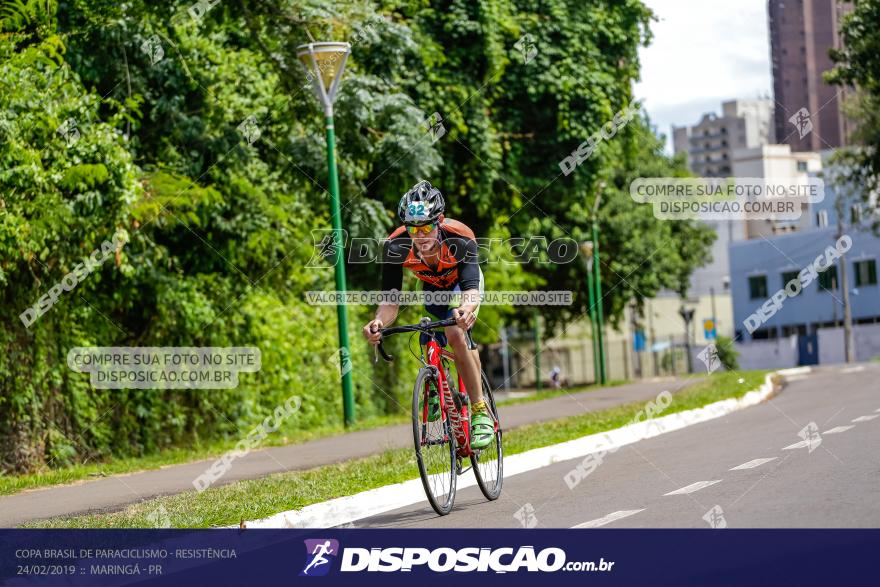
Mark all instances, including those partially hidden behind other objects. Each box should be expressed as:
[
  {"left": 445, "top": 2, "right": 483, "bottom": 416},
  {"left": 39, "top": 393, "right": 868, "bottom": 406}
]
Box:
[{"left": 550, "top": 365, "right": 562, "bottom": 389}]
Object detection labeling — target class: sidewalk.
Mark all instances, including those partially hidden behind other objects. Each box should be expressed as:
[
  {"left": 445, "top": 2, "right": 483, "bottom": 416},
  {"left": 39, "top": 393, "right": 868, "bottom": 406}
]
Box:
[{"left": 0, "top": 377, "right": 697, "bottom": 527}]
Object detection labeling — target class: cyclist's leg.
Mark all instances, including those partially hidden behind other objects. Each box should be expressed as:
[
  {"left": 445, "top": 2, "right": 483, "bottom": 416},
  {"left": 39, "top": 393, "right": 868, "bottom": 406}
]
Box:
[
  {"left": 442, "top": 268, "right": 485, "bottom": 406},
  {"left": 424, "top": 280, "right": 483, "bottom": 404}
]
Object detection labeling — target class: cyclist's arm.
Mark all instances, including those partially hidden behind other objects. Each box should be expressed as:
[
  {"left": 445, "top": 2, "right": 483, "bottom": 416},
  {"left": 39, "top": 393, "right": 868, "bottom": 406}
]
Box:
[
  {"left": 374, "top": 303, "right": 399, "bottom": 326},
  {"left": 376, "top": 235, "right": 407, "bottom": 326},
  {"left": 453, "top": 237, "right": 481, "bottom": 314}
]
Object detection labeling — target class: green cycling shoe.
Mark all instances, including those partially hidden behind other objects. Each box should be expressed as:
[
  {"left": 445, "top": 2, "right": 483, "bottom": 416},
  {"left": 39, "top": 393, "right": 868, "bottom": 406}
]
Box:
[{"left": 470, "top": 405, "right": 494, "bottom": 450}]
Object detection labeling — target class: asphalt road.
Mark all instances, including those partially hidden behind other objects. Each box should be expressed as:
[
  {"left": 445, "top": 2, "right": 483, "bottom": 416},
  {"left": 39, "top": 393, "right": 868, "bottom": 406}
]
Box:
[
  {"left": 0, "top": 377, "right": 693, "bottom": 527},
  {"left": 354, "top": 363, "right": 880, "bottom": 528}
]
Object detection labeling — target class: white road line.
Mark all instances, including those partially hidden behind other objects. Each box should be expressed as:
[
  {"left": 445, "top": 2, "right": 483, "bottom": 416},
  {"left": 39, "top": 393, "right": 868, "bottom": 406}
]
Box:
[
  {"left": 664, "top": 480, "right": 722, "bottom": 496},
  {"left": 841, "top": 366, "right": 865, "bottom": 374},
  {"left": 852, "top": 415, "right": 878, "bottom": 423},
  {"left": 572, "top": 509, "right": 646, "bottom": 528},
  {"left": 782, "top": 440, "right": 810, "bottom": 450},
  {"left": 823, "top": 425, "right": 855, "bottom": 434},
  {"left": 730, "top": 458, "right": 777, "bottom": 470}
]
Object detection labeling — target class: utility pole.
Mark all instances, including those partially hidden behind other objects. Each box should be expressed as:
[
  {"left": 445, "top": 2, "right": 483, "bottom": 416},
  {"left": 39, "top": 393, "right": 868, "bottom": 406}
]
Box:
[
  {"left": 838, "top": 221, "right": 855, "bottom": 363},
  {"left": 834, "top": 182, "right": 856, "bottom": 363}
]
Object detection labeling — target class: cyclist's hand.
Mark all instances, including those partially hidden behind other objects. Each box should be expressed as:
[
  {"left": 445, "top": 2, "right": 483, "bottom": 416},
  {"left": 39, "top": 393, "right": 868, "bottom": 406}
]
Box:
[
  {"left": 363, "top": 319, "right": 384, "bottom": 346},
  {"left": 452, "top": 308, "right": 475, "bottom": 331}
]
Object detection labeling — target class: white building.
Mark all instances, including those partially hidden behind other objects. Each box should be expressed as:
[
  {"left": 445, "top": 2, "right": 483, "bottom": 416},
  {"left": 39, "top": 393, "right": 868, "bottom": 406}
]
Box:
[{"left": 731, "top": 144, "right": 822, "bottom": 238}]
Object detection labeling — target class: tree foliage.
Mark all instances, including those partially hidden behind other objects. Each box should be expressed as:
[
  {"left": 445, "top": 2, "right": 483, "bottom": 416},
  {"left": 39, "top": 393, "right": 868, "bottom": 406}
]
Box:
[
  {"left": 0, "top": 0, "right": 713, "bottom": 473},
  {"left": 827, "top": 0, "right": 880, "bottom": 223}
]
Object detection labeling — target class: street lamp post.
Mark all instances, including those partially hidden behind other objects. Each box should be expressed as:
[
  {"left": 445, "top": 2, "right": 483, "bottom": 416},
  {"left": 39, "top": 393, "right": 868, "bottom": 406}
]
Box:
[
  {"left": 297, "top": 42, "right": 355, "bottom": 426},
  {"left": 579, "top": 241, "right": 600, "bottom": 384},
  {"left": 533, "top": 313, "right": 542, "bottom": 392},
  {"left": 679, "top": 305, "right": 695, "bottom": 374},
  {"left": 591, "top": 222, "right": 606, "bottom": 384},
  {"left": 591, "top": 183, "right": 606, "bottom": 384}
]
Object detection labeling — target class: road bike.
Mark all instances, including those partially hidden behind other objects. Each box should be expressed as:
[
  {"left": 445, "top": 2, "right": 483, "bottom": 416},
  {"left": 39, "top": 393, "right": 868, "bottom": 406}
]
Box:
[{"left": 376, "top": 317, "right": 503, "bottom": 515}]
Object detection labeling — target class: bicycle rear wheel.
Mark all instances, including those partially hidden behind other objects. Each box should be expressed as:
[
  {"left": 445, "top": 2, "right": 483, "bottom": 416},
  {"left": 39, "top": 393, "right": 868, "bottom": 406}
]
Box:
[
  {"left": 412, "top": 368, "right": 457, "bottom": 515},
  {"left": 471, "top": 370, "right": 503, "bottom": 500}
]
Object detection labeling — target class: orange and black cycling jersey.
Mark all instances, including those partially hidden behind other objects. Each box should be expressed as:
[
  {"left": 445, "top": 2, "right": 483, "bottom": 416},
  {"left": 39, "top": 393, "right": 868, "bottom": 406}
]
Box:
[{"left": 381, "top": 219, "right": 480, "bottom": 292}]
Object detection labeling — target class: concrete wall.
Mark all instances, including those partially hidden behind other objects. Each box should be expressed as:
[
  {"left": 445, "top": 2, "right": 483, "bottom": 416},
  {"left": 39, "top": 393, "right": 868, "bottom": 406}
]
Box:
[
  {"left": 818, "top": 323, "right": 880, "bottom": 364},
  {"left": 735, "top": 335, "right": 799, "bottom": 370}
]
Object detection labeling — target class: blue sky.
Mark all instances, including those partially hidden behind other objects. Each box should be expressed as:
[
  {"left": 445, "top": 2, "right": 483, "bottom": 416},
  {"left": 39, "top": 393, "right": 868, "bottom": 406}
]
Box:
[{"left": 633, "top": 0, "right": 773, "bottom": 151}]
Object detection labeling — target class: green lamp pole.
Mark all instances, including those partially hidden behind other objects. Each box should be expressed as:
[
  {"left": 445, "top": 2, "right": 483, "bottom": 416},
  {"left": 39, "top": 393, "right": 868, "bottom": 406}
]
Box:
[
  {"left": 533, "top": 313, "right": 542, "bottom": 392},
  {"left": 297, "top": 41, "right": 355, "bottom": 426},
  {"left": 580, "top": 241, "right": 600, "bottom": 384},
  {"left": 591, "top": 184, "right": 606, "bottom": 384}
]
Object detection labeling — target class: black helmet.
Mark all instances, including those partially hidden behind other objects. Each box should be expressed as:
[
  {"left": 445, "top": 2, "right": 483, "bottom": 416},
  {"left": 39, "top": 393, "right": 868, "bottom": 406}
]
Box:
[{"left": 397, "top": 180, "right": 445, "bottom": 225}]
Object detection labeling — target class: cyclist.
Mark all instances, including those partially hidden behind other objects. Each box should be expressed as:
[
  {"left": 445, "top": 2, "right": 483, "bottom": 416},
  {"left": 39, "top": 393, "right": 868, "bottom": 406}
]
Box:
[{"left": 362, "top": 180, "right": 493, "bottom": 450}]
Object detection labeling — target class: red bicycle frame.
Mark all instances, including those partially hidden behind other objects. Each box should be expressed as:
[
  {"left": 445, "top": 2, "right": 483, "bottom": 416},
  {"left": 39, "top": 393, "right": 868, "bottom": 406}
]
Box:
[{"left": 423, "top": 339, "right": 472, "bottom": 457}]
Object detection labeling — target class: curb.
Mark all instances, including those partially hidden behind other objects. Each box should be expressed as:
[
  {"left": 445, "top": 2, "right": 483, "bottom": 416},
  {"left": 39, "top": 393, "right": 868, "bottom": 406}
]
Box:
[{"left": 241, "top": 369, "right": 803, "bottom": 529}]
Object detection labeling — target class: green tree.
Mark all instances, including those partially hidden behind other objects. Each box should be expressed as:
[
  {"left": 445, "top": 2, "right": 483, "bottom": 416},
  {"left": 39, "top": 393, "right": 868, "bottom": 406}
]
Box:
[
  {"left": 827, "top": 0, "right": 880, "bottom": 232},
  {"left": 0, "top": 0, "right": 715, "bottom": 473}
]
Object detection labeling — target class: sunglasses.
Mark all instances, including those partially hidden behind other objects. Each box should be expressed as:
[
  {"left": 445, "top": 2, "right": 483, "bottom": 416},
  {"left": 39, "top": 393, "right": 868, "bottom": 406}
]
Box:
[{"left": 406, "top": 223, "right": 436, "bottom": 235}]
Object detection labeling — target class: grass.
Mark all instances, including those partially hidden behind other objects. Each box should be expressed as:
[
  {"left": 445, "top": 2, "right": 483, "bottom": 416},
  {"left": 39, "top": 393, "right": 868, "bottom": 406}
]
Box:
[
  {"left": 0, "top": 379, "right": 626, "bottom": 497},
  {"left": 25, "top": 369, "right": 771, "bottom": 528},
  {"left": 498, "top": 379, "right": 628, "bottom": 406}
]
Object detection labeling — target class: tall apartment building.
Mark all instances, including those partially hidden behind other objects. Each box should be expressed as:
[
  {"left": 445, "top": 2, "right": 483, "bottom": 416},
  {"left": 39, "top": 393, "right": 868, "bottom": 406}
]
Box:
[
  {"left": 768, "top": 0, "right": 852, "bottom": 152},
  {"left": 672, "top": 99, "right": 775, "bottom": 178}
]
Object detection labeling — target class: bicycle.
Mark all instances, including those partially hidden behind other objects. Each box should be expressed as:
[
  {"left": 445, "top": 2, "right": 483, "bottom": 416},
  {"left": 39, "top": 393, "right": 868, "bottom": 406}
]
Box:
[{"left": 376, "top": 317, "right": 503, "bottom": 515}]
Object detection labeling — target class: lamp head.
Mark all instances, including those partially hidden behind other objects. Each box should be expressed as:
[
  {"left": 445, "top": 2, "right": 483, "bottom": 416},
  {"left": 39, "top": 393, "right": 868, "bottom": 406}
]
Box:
[{"left": 296, "top": 42, "right": 351, "bottom": 114}]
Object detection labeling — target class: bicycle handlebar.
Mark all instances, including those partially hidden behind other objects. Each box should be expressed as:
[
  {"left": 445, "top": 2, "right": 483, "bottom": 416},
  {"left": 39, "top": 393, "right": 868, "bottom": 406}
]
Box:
[{"left": 374, "top": 317, "right": 477, "bottom": 362}]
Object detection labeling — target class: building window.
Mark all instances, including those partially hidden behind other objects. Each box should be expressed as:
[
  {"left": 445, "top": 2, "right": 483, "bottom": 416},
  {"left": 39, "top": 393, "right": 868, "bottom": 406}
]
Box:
[
  {"left": 854, "top": 259, "right": 878, "bottom": 287},
  {"left": 851, "top": 203, "right": 863, "bottom": 224},
  {"left": 781, "top": 270, "right": 799, "bottom": 287},
  {"left": 782, "top": 324, "right": 807, "bottom": 337},
  {"left": 816, "top": 210, "right": 828, "bottom": 227},
  {"left": 797, "top": 161, "right": 807, "bottom": 171},
  {"left": 818, "top": 266, "right": 838, "bottom": 291},
  {"left": 752, "top": 327, "right": 777, "bottom": 340},
  {"left": 749, "top": 275, "right": 768, "bottom": 299}
]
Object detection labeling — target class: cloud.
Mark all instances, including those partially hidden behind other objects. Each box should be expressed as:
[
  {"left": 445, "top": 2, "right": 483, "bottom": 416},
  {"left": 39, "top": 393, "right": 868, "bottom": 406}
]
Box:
[{"left": 634, "top": 0, "right": 772, "bottom": 150}]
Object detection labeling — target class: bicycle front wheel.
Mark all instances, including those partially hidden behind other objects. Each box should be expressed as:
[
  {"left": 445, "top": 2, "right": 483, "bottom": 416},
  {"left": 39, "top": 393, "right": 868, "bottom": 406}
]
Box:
[
  {"left": 412, "top": 368, "right": 457, "bottom": 515},
  {"left": 471, "top": 370, "right": 503, "bottom": 500}
]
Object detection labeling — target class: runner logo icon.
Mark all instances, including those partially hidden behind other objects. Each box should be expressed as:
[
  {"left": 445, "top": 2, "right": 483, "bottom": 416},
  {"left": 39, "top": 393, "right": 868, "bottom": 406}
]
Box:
[{"left": 301, "top": 539, "right": 340, "bottom": 576}]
